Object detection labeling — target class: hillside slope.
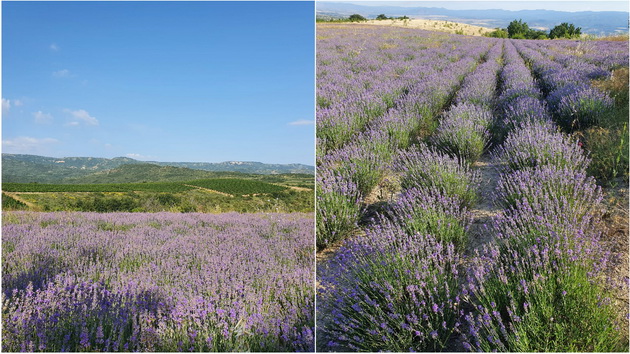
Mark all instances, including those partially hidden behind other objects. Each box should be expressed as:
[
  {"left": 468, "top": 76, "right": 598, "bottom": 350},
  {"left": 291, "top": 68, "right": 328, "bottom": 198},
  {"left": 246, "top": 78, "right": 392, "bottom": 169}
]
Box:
[{"left": 2, "top": 154, "right": 314, "bottom": 183}]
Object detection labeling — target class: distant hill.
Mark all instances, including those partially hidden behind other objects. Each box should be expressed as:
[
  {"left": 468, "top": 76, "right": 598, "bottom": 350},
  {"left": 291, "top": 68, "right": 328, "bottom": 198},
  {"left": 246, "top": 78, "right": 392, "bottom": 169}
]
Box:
[
  {"left": 317, "top": 2, "right": 629, "bottom": 35},
  {"left": 62, "top": 164, "right": 246, "bottom": 184},
  {"left": 152, "top": 161, "right": 315, "bottom": 175},
  {"left": 2, "top": 154, "right": 314, "bottom": 184}
]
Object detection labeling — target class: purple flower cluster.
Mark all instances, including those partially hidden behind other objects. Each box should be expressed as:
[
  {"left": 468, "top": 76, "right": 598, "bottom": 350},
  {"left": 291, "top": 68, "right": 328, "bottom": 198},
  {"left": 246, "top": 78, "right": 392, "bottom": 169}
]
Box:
[
  {"left": 380, "top": 186, "right": 472, "bottom": 248},
  {"left": 316, "top": 168, "right": 363, "bottom": 250},
  {"left": 501, "top": 96, "right": 552, "bottom": 132},
  {"left": 320, "top": 129, "right": 395, "bottom": 197},
  {"left": 515, "top": 40, "right": 618, "bottom": 90},
  {"left": 320, "top": 221, "right": 464, "bottom": 352},
  {"left": 396, "top": 144, "right": 481, "bottom": 207},
  {"left": 454, "top": 41, "right": 504, "bottom": 108},
  {"left": 494, "top": 40, "right": 553, "bottom": 138},
  {"left": 3, "top": 212, "right": 314, "bottom": 352},
  {"left": 512, "top": 40, "right": 617, "bottom": 131},
  {"left": 495, "top": 165, "right": 604, "bottom": 220},
  {"left": 431, "top": 103, "right": 493, "bottom": 162},
  {"left": 498, "top": 41, "right": 543, "bottom": 110},
  {"left": 492, "top": 120, "right": 590, "bottom": 173},
  {"left": 547, "top": 83, "right": 615, "bottom": 130},
  {"left": 463, "top": 191, "right": 620, "bottom": 351}
]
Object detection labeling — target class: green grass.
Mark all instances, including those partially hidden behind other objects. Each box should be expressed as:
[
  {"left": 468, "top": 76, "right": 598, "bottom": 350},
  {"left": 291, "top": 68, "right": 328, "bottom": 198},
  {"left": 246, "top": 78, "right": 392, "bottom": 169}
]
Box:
[
  {"left": 2, "top": 177, "right": 312, "bottom": 213},
  {"left": 10, "top": 189, "right": 313, "bottom": 214},
  {"left": 3, "top": 177, "right": 297, "bottom": 195},
  {"left": 2, "top": 193, "right": 28, "bottom": 210},
  {"left": 2, "top": 182, "right": 194, "bottom": 193},
  {"left": 583, "top": 67, "right": 629, "bottom": 184},
  {"left": 185, "top": 179, "right": 287, "bottom": 196}
]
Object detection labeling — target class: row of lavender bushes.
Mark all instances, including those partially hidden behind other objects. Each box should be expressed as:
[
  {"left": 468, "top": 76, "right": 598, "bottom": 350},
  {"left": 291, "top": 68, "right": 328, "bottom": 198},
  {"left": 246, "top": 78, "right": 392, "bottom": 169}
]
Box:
[
  {"left": 466, "top": 126, "right": 626, "bottom": 351},
  {"left": 2, "top": 212, "right": 314, "bottom": 352},
  {"left": 319, "top": 30, "right": 501, "bottom": 351},
  {"left": 513, "top": 39, "right": 628, "bottom": 183},
  {"left": 318, "top": 26, "right": 627, "bottom": 352},
  {"left": 316, "top": 25, "right": 497, "bottom": 250},
  {"left": 464, "top": 38, "right": 627, "bottom": 351},
  {"left": 513, "top": 40, "right": 616, "bottom": 131}
]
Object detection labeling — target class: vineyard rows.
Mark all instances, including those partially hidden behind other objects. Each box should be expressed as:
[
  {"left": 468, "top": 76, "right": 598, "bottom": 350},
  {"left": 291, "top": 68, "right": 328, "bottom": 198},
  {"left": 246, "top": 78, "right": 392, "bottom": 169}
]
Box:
[
  {"left": 316, "top": 24, "right": 628, "bottom": 351},
  {"left": 2, "top": 178, "right": 288, "bottom": 196}
]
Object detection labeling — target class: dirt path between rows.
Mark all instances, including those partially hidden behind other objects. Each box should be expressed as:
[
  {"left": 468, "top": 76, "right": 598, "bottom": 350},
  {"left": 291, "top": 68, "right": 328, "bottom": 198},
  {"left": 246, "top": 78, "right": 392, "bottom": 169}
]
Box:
[
  {"left": 600, "top": 179, "right": 629, "bottom": 333},
  {"left": 182, "top": 184, "right": 233, "bottom": 197},
  {"left": 280, "top": 185, "right": 312, "bottom": 192},
  {"left": 466, "top": 155, "right": 503, "bottom": 254}
]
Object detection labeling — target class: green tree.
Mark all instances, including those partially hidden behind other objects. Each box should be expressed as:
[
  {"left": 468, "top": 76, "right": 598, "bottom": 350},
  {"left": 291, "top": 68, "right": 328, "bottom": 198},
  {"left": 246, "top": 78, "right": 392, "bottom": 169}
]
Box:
[
  {"left": 348, "top": 14, "right": 366, "bottom": 22},
  {"left": 549, "top": 22, "right": 582, "bottom": 39},
  {"left": 512, "top": 33, "right": 527, "bottom": 40},
  {"left": 526, "top": 28, "right": 548, "bottom": 40},
  {"left": 507, "top": 19, "right": 529, "bottom": 38},
  {"left": 485, "top": 28, "right": 509, "bottom": 38},
  {"left": 376, "top": 14, "right": 388, "bottom": 20}
]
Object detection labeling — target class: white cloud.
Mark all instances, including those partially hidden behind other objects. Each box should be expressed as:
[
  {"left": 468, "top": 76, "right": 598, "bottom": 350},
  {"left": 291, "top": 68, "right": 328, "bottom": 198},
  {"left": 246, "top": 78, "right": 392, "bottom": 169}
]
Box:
[
  {"left": 126, "top": 153, "right": 152, "bottom": 160},
  {"left": 64, "top": 109, "right": 99, "bottom": 126},
  {"left": 288, "top": 119, "right": 314, "bottom": 126},
  {"left": 2, "top": 98, "right": 11, "bottom": 115},
  {"left": 52, "top": 69, "right": 70, "bottom": 78},
  {"left": 50, "top": 43, "right": 59, "bottom": 51},
  {"left": 2, "top": 98, "right": 22, "bottom": 115},
  {"left": 2, "top": 136, "right": 59, "bottom": 154},
  {"left": 33, "top": 111, "right": 53, "bottom": 124}
]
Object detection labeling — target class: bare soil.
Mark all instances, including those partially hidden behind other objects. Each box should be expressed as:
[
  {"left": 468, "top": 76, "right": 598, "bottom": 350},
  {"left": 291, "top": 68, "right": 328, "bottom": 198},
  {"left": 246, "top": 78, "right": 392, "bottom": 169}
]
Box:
[
  {"left": 359, "top": 18, "right": 494, "bottom": 36},
  {"left": 466, "top": 156, "right": 503, "bottom": 254},
  {"left": 182, "top": 184, "right": 233, "bottom": 197},
  {"left": 600, "top": 178, "right": 630, "bottom": 333}
]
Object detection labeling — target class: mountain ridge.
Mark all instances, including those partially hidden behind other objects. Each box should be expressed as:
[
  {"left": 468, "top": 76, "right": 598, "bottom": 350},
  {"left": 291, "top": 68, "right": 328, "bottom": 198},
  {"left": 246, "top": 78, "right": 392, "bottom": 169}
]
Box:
[
  {"left": 2, "top": 153, "right": 314, "bottom": 184},
  {"left": 317, "top": 2, "right": 629, "bottom": 35}
]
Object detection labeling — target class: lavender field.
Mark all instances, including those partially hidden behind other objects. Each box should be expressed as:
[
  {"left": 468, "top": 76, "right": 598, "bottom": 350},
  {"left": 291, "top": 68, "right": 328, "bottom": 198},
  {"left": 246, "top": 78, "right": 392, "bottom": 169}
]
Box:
[
  {"left": 317, "top": 24, "right": 628, "bottom": 351},
  {"left": 2, "top": 211, "right": 314, "bottom": 352}
]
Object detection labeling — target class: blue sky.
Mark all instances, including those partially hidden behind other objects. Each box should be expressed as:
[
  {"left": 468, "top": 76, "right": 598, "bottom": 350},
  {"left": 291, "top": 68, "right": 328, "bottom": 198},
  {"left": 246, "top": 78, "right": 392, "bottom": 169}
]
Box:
[
  {"left": 2, "top": 1, "right": 315, "bottom": 165},
  {"left": 336, "top": 1, "right": 629, "bottom": 12}
]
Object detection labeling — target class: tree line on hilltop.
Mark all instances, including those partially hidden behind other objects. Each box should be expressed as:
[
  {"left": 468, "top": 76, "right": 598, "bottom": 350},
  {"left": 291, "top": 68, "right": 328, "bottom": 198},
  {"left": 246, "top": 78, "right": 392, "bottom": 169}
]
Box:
[
  {"left": 485, "top": 19, "right": 582, "bottom": 39},
  {"left": 317, "top": 14, "right": 582, "bottom": 40}
]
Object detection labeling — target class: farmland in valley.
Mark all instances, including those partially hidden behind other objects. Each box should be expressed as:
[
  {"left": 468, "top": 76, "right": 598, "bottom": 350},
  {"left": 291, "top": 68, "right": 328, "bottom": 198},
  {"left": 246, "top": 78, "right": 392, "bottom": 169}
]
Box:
[
  {"left": 2, "top": 211, "right": 314, "bottom": 351},
  {"left": 316, "top": 24, "right": 628, "bottom": 351},
  {"left": 2, "top": 164, "right": 314, "bottom": 213}
]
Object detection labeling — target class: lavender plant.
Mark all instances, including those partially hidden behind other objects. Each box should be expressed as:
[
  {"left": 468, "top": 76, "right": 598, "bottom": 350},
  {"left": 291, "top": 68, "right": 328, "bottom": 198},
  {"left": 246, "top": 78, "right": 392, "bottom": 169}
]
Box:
[
  {"left": 492, "top": 121, "right": 590, "bottom": 173},
  {"left": 547, "top": 83, "right": 615, "bottom": 130},
  {"left": 495, "top": 165, "right": 604, "bottom": 221},
  {"left": 464, "top": 208, "right": 626, "bottom": 352},
  {"left": 501, "top": 96, "right": 552, "bottom": 132},
  {"left": 322, "top": 129, "right": 395, "bottom": 198},
  {"left": 316, "top": 169, "right": 363, "bottom": 250},
  {"left": 375, "top": 108, "right": 423, "bottom": 150},
  {"left": 321, "top": 221, "right": 463, "bottom": 352},
  {"left": 380, "top": 186, "right": 472, "bottom": 249},
  {"left": 431, "top": 103, "right": 493, "bottom": 162},
  {"left": 396, "top": 145, "right": 480, "bottom": 207}
]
